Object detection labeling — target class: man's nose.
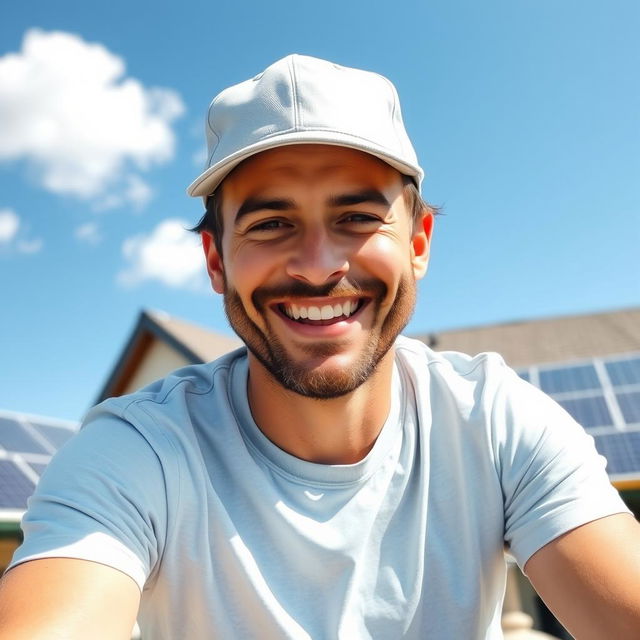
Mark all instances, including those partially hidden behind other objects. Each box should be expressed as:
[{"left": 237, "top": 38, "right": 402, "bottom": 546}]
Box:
[{"left": 285, "top": 231, "right": 349, "bottom": 285}]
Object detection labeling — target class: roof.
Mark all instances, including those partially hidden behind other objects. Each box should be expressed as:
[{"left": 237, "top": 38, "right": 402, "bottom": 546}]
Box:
[
  {"left": 96, "top": 310, "right": 242, "bottom": 402},
  {"left": 147, "top": 310, "right": 243, "bottom": 362},
  {"left": 419, "top": 307, "right": 640, "bottom": 368}
]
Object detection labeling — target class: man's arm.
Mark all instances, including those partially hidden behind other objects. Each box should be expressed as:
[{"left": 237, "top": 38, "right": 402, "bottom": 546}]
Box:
[
  {"left": 0, "top": 558, "right": 140, "bottom": 639},
  {"left": 525, "top": 513, "right": 640, "bottom": 640}
]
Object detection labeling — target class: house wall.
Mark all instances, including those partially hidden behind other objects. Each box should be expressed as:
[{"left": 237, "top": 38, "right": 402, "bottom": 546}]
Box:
[
  {"left": 0, "top": 537, "right": 20, "bottom": 575},
  {"left": 122, "top": 341, "right": 191, "bottom": 395}
]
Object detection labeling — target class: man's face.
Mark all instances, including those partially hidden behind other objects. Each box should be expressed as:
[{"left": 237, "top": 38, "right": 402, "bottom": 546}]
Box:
[{"left": 202, "top": 144, "right": 432, "bottom": 398}]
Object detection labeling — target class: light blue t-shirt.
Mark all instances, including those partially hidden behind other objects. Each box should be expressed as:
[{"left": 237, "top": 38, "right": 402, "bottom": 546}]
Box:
[{"left": 11, "top": 336, "right": 628, "bottom": 638}]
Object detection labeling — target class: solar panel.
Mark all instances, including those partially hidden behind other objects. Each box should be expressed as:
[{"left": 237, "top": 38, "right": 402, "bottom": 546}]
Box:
[
  {"left": 594, "top": 432, "right": 640, "bottom": 477},
  {"left": 28, "top": 462, "right": 50, "bottom": 478},
  {"left": 30, "top": 422, "right": 75, "bottom": 449},
  {"left": 557, "top": 396, "right": 613, "bottom": 430},
  {"left": 517, "top": 354, "right": 640, "bottom": 481},
  {"left": 615, "top": 392, "right": 640, "bottom": 425},
  {"left": 0, "top": 411, "right": 80, "bottom": 511},
  {"left": 605, "top": 357, "right": 640, "bottom": 387},
  {"left": 538, "top": 364, "right": 601, "bottom": 395},
  {"left": 0, "top": 460, "right": 35, "bottom": 509},
  {"left": 0, "top": 417, "right": 50, "bottom": 455}
]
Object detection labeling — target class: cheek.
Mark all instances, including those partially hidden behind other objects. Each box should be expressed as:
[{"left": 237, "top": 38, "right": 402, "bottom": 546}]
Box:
[
  {"left": 224, "top": 247, "right": 279, "bottom": 304},
  {"left": 355, "top": 235, "right": 413, "bottom": 284}
]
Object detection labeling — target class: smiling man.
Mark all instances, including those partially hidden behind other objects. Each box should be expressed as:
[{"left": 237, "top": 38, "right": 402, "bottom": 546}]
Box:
[
  {"left": 197, "top": 143, "right": 431, "bottom": 465},
  {"left": 205, "top": 145, "right": 419, "bottom": 402},
  {"left": 1, "top": 55, "right": 640, "bottom": 640}
]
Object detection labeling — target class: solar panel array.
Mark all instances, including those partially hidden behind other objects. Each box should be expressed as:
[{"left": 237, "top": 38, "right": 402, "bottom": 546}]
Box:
[
  {"left": 518, "top": 353, "right": 640, "bottom": 482},
  {"left": 0, "top": 410, "right": 78, "bottom": 510}
]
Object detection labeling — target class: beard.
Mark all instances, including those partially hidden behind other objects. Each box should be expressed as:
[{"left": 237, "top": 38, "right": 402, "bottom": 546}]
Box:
[{"left": 222, "top": 275, "right": 416, "bottom": 399}]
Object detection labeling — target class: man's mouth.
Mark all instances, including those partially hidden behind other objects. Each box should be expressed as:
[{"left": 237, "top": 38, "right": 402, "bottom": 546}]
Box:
[{"left": 277, "top": 298, "right": 365, "bottom": 324}]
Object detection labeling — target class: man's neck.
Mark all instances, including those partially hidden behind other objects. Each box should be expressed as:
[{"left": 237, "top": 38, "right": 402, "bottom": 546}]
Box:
[{"left": 246, "top": 351, "right": 395, "bottom": 465}]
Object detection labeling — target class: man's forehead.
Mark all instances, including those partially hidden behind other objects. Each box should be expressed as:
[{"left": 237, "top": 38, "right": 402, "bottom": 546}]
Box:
[{"left": 220, "top": 144, "right": 403, "bottom": 195}]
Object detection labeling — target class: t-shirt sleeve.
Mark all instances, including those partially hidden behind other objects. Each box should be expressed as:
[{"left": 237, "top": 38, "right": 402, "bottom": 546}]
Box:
[
  {"left": 493, "top": 367, "right": 630, "bottom": 571},
  {"left": 8, "top": 405, "right": 170, "bottom": 591}
]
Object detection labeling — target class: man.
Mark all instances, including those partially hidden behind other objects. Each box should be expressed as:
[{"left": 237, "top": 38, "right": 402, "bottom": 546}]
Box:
[{"left": 1, "top": 55, "right": 639, "bottom": 639}]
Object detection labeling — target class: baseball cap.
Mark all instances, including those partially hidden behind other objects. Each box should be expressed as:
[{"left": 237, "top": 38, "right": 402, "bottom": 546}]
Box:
[{"left": 187, "top": 54, "right": 423, "bottom": 197}]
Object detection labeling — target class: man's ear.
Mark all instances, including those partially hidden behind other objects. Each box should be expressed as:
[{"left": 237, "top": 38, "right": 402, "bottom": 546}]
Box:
[
  {"left": 201, "top": 231, "right": 225, "bottom": 294},
  {"left": 411, "top": 209, "right": 434, "bottom": 280}
]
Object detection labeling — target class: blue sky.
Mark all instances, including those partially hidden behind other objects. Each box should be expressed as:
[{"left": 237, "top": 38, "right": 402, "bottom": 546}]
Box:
[{"left": 1, "top": 0, "right": 638, "bottom": 421}]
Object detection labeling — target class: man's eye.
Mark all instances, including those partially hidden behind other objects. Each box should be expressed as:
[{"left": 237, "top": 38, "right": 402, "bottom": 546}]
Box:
[
  {"left": 248, "top": 219, "right": 289, "bottom": 232},
  {"left": 340, "top": 213, "right": 380, "bottom": 224}
]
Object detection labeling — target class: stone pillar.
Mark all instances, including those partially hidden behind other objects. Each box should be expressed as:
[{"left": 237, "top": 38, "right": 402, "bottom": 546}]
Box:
[{"left": 502, "top": 563, "right": 560, "bottom": 639}]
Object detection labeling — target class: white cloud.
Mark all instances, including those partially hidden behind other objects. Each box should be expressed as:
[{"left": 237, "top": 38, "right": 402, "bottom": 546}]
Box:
[
  {"left": 0, "top": 208, "right": 43, "bottom": 254},
  {"left": 93, "top": 175, "right": 153, "bottom": 212},
  {"left": 17, "top": 238, "right": 43, "bottom": 254},
  {"left": 0, "top": 29, "right": 184, "bottom": 208},
  {"left": 0, "top": 208, "right": 20, "bottom": 243},
  {"left": 119, "top": 219, "right": 207, "bottom": 289},
  {"left": 124, "top": 175, "right": 153, "bottom": 210},
  {"left": 75, "top": 221, "right": 102, "bottom": 245}
]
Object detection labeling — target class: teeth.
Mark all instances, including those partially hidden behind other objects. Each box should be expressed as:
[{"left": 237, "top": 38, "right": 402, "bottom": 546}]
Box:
[
  {"left": 321, "top": 305, "right": 334, "bottom": 320},
  {"left": 308, "top": 306, "right": 321, "bottom": 320},
  {"left": 282, "top": 300, "right": 360, "bottom": 321}
]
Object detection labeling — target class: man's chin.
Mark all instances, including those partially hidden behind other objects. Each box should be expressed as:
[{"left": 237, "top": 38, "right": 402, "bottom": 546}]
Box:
[
  {"left": 250, "top": 344, "right": 391, "bottom": 400},
  {"left": 285, "top": 344, "right": 362, "bottom": 369},
  {"left": 269, "top": 367, "right": 371, "bottom": 400}
]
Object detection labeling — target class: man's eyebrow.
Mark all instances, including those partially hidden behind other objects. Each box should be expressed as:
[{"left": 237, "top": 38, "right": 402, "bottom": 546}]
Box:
[
  {"left": 234, "top": 197, "right": 296, "bottom": 224},
  {"left": 234, "top": 189, "right": 390, "bottom": 224},
  {"left": 327, "top": 189, "right": 391, "bottom": 208}
]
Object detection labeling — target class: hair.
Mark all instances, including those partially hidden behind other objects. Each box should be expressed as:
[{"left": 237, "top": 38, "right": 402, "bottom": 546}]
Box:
[{"left": 191, "top": 173, "right": 439, "bottom": 257}]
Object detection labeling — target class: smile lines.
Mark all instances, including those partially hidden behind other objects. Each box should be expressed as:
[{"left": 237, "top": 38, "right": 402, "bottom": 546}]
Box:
[{"left": 280, "top": 299, "right": 362, "bottom": 322}]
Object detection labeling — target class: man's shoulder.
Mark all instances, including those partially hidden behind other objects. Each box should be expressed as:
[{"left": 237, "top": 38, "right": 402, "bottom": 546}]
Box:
[
  {"left": 394, "top": 334, "right": 509, "bottom": 381},
  {"left": 89, "top": 346, "right": 248, "bottom": 424}
]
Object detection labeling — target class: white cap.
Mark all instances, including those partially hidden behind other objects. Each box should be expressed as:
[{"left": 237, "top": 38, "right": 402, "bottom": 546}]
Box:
[{"left": 187, "top": 54, "right": 423, "bottom": 197}]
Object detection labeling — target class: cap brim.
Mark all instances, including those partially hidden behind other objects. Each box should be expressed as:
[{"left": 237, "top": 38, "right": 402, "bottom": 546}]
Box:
[{"left": 187, "top": 132, "right": 423, "bottom": 197}]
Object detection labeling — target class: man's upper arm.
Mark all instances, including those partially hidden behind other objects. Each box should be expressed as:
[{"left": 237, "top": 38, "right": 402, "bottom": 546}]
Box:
[
  {"left": 0, "top": 557, "right": 140, "bottom": 639},
  {"left": 2, "top": 407, "right": 172, "bottom": 638},
  {"left": 524, "top": 513, "right": 640, "bottom": 640},
  {"left": 10, "top": 409, "right": 170, "bottom": 590}
]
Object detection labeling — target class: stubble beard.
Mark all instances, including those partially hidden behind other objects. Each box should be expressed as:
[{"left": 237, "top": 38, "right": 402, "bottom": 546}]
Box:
[{"left": 222, "top": 276, "right": 416, "bottom": 399}]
